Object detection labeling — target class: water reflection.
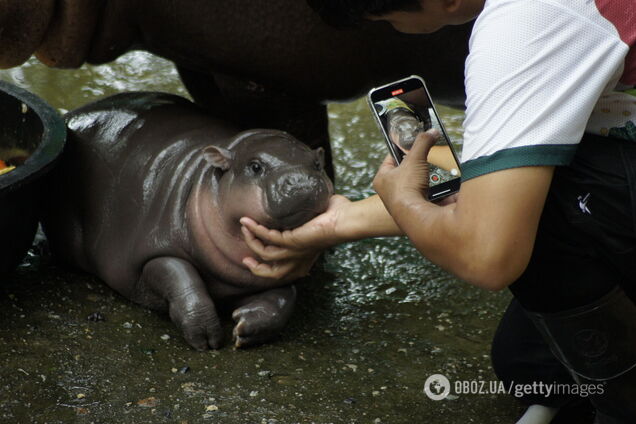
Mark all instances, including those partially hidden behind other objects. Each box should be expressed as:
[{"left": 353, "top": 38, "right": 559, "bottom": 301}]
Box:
[{"left": 0, "top": 52, "right": 188, "bottom": 112}]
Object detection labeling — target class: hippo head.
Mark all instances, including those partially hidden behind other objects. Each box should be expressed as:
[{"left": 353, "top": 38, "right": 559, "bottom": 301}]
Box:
[
  {"left": 387, "top": 107, "right": 426, "bottom": 151},
  {"left": 203, "top": 130, "right": 333, "bottom": 230}
]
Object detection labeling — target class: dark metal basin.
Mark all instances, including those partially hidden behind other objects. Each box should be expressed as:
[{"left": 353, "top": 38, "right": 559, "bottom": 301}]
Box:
[{"left": 0, "top": 81, "right": 66, "bottom": 277}]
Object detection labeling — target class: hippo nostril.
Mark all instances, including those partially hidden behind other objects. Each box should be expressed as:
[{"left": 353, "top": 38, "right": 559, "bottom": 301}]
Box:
[
  {"left": 267, "top": 173, "right": 331, "bottom": 229},
  {"left": 276, "top": 173, "right": 313, "bottom": 197}
]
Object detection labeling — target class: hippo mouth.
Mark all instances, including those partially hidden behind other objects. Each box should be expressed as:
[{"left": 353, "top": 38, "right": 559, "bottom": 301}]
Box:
[{"left": 273, "top": 207, "right": 321, "bottom": 231}]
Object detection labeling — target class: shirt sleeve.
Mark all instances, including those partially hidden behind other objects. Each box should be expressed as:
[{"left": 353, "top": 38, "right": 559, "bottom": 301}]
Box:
[{"left": 461, "top": 0, "right": 628, "bottom": 181}]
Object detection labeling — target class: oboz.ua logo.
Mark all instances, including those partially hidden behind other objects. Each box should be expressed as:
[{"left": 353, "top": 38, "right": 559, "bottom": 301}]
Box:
[{"left": 423, "top": 374, "right": 451, "bottom": 401}]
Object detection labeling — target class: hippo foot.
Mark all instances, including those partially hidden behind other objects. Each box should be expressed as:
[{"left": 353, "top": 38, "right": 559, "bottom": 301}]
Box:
[
  {"left": 169, "top": 294, "right": 224, "bottom": 351},
  {"left": 139, "top": 257, "right": 225, "bottom": 351},
  {"left": 232, "top": 305, "right": 283, "bottom": 348},
  {"left": 231, "top": 286, "right": 297, "bottom": 348}
]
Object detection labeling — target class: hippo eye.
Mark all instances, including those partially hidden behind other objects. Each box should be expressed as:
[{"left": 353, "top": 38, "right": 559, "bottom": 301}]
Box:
[{"left": 248, "top": 160, "right": 263, "bottom": 175}]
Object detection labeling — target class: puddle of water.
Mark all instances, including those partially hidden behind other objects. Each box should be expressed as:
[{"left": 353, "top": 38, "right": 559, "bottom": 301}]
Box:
[{"left": 0, "top": 53, "right": 520, "bottom": 423}]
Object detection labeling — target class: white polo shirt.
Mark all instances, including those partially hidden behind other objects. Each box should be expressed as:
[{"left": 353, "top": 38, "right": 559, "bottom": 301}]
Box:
[{"left": 461, "top": 0, "right": 636, "bottom": 180}]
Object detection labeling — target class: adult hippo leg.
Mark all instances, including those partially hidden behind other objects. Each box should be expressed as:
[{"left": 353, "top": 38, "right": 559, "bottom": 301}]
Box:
[
  {"left": 178, "top": 67, "right": 334, "bottom": 178},
  {"left": 0, "top": 0, "right": 55, "bottom": 68},
  {"left": 137, "top": 257, "right": 224, "bottom": 350},
  {"left": 231, "top": 286, "right": 297, "bottom": 348}
]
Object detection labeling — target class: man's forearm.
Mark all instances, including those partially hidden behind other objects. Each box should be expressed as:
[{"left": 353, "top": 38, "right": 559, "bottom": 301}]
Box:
[
  {"left": 386, "top": 194, "right": 477, "bottom": 281},
  {"left": 337, "top": 194, "right": 404, "bottom": 241},
  {"left": 383, "top": 168, "right": 553, "bottom": 290},
  {"left": 387, "top": 193, "right": 517, "bottom": 290},
  {"left": 332, "top": 193, "right": 476, "bottom": 280}
]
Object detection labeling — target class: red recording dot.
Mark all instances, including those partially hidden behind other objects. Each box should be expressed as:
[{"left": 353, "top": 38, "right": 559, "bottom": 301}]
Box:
[{"left": 431, "top": 174, "right": 440, "bottom": 182}]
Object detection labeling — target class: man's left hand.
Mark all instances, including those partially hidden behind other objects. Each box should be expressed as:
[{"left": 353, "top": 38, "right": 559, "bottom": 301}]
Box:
[{"left": 373, "top": 129, "right": 439, "bottom": 208}]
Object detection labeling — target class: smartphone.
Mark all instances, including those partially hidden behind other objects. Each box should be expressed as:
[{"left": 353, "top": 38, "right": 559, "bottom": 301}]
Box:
[{"left": 367, "top": 75, "right": 461, "bottom": 201}]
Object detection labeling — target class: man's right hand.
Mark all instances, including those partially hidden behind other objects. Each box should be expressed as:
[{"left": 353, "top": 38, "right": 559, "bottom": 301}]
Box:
[{"left": 240, "top": 194, "right": 351, "bottom": 281}]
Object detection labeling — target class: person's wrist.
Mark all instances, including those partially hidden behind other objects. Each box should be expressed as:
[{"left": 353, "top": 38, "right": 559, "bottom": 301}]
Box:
[
  {"left": 383, "top": 186, "right": 421, "bottom": 207},
  {"left": 331, "top": 198, "right": 357, "bottom": 243},
  {"left": 388, "top": 188, "right": 428, "bottom": 220}
]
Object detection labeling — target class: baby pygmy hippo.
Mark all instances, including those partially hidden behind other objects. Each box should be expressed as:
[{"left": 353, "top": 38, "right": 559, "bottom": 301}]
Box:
[{"left": 43, "top": 92, "right": 333, "bottom": 350}]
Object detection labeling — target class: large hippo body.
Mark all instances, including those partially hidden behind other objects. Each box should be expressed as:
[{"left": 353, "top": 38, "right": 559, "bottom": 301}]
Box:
[
  {"left": 43, "top": 92, "right": 333, "bottom": 349},
  {"left": 0, "top": 0, "right": 471, "bottom": 164}
]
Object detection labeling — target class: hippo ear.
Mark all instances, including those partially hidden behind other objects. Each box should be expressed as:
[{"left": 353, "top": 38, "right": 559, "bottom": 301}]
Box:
[
  {"left": 203, "top": 146, "right": 234, "bottom": 170},
  {"left": 314, "top": 147, "right": 326, "bottom": 168}
]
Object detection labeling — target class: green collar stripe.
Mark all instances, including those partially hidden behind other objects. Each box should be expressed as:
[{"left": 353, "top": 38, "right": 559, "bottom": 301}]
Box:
[{"left": 461, "top": 144, "right": 578, "bottom": 181}]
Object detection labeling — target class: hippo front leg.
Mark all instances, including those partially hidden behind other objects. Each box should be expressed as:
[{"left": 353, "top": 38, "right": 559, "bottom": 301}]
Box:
[
  {"left": 231, "top": 285, "right": 297, "bottom": 348},
  {"left": 137, "top": 257, "right": 224, "bottom": 350}
]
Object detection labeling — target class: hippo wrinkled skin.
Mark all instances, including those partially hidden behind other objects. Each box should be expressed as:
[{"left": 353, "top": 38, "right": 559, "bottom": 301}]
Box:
[{"left": 42, "top": 92, "right": 333, "bottom": 349}]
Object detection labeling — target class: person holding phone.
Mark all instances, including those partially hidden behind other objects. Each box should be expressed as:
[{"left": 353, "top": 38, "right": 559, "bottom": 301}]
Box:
[{"left": 239, "top": 1, "right": 636, "bottom": 422}]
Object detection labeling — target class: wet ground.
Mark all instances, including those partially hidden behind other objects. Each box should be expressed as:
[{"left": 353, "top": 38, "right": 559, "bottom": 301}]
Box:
[{"left": 0, "top": 53, "right": 523, "bottom": 423}]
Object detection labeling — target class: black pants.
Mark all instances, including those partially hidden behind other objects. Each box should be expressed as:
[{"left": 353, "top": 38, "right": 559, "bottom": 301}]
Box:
[{"left": 491, "top": 133, "right": 636, "bottom": 407}]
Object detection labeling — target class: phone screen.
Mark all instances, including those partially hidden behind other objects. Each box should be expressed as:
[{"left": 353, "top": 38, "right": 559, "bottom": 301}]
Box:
[{"left": 369, "top": 76, "right": 462, "bottom": 200}]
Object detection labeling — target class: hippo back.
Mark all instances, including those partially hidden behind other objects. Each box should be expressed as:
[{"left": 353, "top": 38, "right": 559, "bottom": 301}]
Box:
[{"left": 42, "top": 93, "right": 236, "bottom": 287}]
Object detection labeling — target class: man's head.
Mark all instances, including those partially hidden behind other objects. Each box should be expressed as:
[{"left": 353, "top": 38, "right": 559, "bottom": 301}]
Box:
[{"left": 306, "top": 0, "right": 482, "bottom": 34}]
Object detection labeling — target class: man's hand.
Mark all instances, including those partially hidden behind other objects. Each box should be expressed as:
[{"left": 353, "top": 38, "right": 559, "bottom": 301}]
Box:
[
  {"left": 240, "top": 195, "right": 351, "bottom": 281},
  {"left": 373, "top": 129, "right": 439, "bottom": 209}
]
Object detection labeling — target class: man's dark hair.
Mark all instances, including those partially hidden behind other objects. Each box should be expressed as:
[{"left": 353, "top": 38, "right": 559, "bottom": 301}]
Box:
[{"left": 306, "top": 0, "right": 422, "bottom": 28}]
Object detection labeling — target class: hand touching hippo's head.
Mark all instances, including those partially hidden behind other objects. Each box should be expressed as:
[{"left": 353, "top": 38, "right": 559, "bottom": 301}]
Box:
[{"left": 203, "top": 129, "right": 334, "bottom": 231}]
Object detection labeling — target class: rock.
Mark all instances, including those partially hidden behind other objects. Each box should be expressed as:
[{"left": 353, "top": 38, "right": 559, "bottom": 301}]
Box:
[
  {"left": 137, "top": 397, "right": 159, "bottom": 408},
  {"left": 87, "top": 312, "right": 105, "bottom": 322}
]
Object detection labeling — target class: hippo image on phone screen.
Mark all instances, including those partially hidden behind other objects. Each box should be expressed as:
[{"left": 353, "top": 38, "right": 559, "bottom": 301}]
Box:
[{"left": 42, "top": 92, "right": 333, "bottom": 350}]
